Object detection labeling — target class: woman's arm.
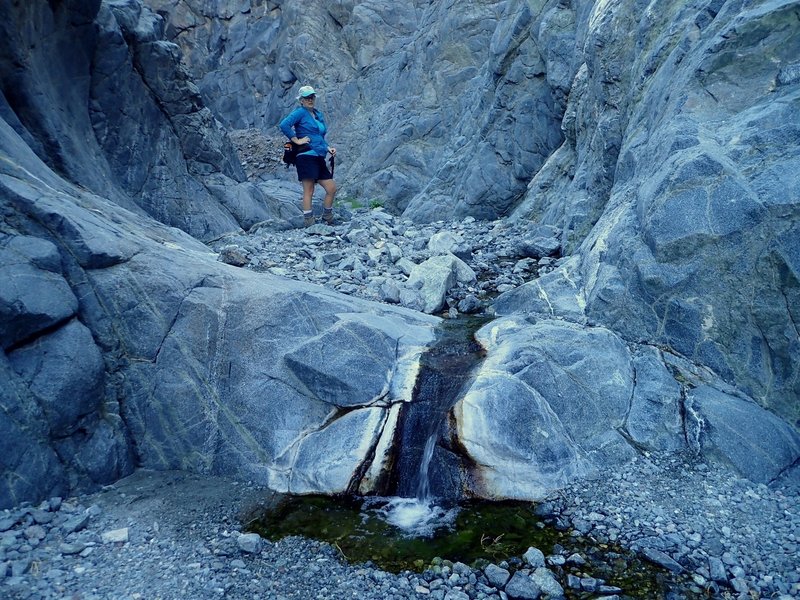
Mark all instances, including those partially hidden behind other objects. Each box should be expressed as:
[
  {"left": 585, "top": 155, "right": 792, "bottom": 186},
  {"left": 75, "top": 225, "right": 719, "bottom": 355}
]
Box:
[
  {"left": 279, "top": 107, "right": 303, "bottom": 139},
  {"left": 280, "top": 108, "right": 312, "bottom": 145}
]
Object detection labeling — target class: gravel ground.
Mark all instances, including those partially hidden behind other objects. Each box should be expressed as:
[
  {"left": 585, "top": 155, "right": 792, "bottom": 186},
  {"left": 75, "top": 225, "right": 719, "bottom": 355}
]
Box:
[
  {"left": 2, "top": 459, "right": 797, "bottom": 600},
  {"left": 539, "top": 453, "right": 800, "bottom": 599},
  {"left": 211, "top": 205, "right": 563, "bottom": 319}
]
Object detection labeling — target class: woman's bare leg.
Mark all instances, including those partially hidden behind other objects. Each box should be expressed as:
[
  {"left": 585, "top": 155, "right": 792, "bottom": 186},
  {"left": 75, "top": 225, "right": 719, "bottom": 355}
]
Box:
[
  {"left": 319, "top": 179, "right": 337, "bottom": 209},
  {"left": 301, "top": 179, "right": 315, "bottom": 212}
]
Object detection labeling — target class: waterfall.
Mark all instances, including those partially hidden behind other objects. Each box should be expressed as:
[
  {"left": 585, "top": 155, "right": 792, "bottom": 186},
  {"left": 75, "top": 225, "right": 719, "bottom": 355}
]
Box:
[
  {"left": 368, "top": 317, "right": 488, "bottom": 536},
  {"left": 415, "top": 433, "right": 438, "bottom": 501},
  {"left": 386, "top": 317, "right": 488, "bottom": 500}
]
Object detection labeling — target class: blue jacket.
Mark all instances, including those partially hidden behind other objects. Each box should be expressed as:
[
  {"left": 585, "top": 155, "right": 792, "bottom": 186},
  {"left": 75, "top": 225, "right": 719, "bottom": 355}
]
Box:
[{"left": 280, "top": 107, "right": 329, "bottom": 156}]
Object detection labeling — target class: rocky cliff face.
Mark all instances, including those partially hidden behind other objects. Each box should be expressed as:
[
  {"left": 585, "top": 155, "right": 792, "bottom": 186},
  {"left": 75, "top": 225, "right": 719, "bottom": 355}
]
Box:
[
  {"left": 0, "top": 0, "right": 798, "bottom": 509},
  {"left": 0, "top": 0, "right": 302, "bottom": 241},
  {"left": 511, "top": 0, "right": 800, "bottom": 425},
  {"left": 149, "top": 0, "right": 800, "bottom": 427},
  {"left": 0, "top": 0, "right": 437, "bottom": 508},
  {"left": 144, "top": 0, "right": 568, "bottom": 219}
]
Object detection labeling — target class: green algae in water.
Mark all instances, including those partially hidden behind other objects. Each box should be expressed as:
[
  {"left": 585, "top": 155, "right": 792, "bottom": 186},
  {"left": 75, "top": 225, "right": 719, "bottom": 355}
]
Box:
[
  {"left": 251, "top": 495, "right": 546, "bottom": 571},
  {"left": 248, "top": 495, "right": 698, "bottom": 599}
]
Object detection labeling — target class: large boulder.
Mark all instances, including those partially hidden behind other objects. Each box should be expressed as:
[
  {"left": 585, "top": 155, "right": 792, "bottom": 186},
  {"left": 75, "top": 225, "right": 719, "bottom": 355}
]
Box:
[
  {"left": 454, "top": 371, "right": 592, "bottom": 500},
  {"left": 403, "top": 254, "right": 477, "bottom": 314},
  {"left": 454, "top": 317, "right": 633, "bottom": 499},
  {"left": 453, "top": 316, "right": 800, "bottom": 499},
  {"left": 106, "top": 251, "right": 437, "bottom": 497}
]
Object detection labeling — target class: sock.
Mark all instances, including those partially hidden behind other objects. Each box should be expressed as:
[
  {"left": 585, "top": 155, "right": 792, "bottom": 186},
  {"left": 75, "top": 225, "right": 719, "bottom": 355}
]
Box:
[
  {"left": 323, "top": 207, "right": 333, "bottom": 213},
  {"left": 303, "top": 210, "right": 313, "bottom": 217}
]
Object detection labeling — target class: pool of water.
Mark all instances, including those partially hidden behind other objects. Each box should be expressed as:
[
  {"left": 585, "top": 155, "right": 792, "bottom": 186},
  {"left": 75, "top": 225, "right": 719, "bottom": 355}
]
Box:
[
  {"left": 250, "top": 494, "right": 555, "bottom": 572},
  {"left": 248, "top": 494, "right": 698, "bottom": 599}
]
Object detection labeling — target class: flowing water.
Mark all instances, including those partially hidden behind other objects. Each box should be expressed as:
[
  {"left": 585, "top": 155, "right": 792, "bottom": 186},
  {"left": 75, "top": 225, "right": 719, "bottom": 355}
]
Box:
[
  {"left": 416, "top": 433, "right": 437, "bottom": 500},
  {"left": 377, "top": 316, "right": 489, "bottom": 535}
]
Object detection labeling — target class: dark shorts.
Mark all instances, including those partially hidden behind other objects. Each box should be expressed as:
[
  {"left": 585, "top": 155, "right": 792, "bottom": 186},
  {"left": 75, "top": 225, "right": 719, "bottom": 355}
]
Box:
[{"left": 296, "top": 154, "right": 333, "bottom": 182}]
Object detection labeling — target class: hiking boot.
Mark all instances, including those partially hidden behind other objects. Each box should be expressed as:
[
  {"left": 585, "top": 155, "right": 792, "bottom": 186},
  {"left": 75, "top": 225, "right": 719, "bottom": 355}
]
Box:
[
  {"left": 303, "top": 214, "right": 316, "bottom": 227},
  {"left": 322, "top": 210, "right": 334, "bottom": 225}
]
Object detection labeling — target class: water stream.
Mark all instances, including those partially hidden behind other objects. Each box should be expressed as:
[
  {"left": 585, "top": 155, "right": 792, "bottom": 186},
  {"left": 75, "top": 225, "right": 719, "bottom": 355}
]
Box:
[{"left": 372, "top": 316, "right": 489, "bottom": 536}]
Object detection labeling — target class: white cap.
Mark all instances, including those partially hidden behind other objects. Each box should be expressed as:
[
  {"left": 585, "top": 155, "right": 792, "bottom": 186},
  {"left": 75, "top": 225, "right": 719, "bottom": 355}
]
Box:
[{"left": 297, "top": 85, "right": 316, "bottom": 99}]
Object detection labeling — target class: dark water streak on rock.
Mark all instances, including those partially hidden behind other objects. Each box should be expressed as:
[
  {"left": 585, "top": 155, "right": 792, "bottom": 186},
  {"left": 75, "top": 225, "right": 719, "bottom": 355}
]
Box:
[{"left": 385, "top": 316, "right": 490, "bottom": 500}]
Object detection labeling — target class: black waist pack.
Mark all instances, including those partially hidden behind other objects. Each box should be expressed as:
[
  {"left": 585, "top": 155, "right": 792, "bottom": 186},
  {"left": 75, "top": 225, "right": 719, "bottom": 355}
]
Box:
[{"left": 282, "top": 142, "right": 311, "bottom": 167}]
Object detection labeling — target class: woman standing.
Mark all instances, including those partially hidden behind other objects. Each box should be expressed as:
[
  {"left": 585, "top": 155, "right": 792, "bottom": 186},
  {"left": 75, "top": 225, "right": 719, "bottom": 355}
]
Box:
[{"left": 280, "top": 85, "right": 337, "bottom": 226}]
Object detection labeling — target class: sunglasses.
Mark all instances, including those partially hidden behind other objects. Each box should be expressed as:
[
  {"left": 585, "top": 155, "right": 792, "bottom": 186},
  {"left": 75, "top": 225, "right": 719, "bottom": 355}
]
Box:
[{"left": 302, "top": 95, "right": 316, "bottom": 100}]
